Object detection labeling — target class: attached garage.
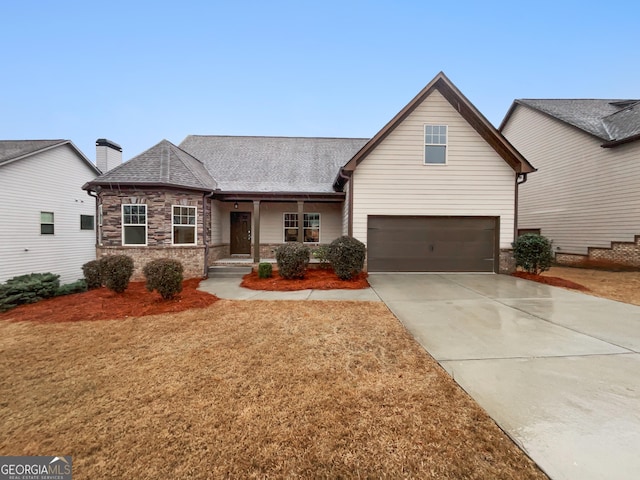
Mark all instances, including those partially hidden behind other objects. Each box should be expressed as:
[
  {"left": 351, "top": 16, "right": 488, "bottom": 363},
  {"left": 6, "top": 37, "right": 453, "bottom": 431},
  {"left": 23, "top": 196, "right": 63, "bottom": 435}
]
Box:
[{"left": 367, "top": 216, "right": 498, "bottom": 272}]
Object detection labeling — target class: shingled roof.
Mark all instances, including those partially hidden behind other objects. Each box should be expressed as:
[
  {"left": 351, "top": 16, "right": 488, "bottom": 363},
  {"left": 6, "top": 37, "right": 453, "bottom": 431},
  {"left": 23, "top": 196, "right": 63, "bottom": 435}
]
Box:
[
  {"left": 85, "top": 139, "right": 217, "bottom": 191},
  {"left": 502, "top": 99, "right": 640, "bottom": 147},
  {"left": 0, "top": 140, "right": 99, "bottom": 172},
  {"left": 179, "top": 135, "right": 369, "bottom": 193}
]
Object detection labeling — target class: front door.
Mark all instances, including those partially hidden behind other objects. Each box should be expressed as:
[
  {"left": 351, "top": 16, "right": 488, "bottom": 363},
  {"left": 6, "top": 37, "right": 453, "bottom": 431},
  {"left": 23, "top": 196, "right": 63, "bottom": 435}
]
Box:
[{"left": 230, "top": 212, "right": 251, "bottom": 255}]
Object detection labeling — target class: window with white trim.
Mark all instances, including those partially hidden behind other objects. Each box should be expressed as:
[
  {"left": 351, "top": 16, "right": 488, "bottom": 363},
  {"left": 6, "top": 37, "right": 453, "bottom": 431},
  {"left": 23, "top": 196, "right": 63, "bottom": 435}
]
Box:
[
  {"left": 122, "top": 204, "right": 147, "bottom": 245},
  {"left": 98, "top": 205, "right": 103, "bottom": 246},
  {"left": 424, "top": 124, "right": 447, "bottom": 164},
  {"left": 40, "top": 212, "right": 54, "bottom": 235},
  {"left": 172, "top": 206, "right": 196, "bottom": 245},
  {"left": 283, "top": 213, "right": 320, "bottom": 243}
]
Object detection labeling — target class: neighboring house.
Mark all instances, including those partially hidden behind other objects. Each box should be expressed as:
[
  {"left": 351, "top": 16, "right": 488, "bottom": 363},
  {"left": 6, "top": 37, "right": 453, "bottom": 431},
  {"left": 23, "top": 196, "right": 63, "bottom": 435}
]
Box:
[
  {"left": 0, "top": 140, "right": 101, "bottom": 284},
  {"left": 500, "top": 99, "right": 640, "bottom": 266},
  {"left": 83, "top": 72, "right": 535, "bottom": 278}
]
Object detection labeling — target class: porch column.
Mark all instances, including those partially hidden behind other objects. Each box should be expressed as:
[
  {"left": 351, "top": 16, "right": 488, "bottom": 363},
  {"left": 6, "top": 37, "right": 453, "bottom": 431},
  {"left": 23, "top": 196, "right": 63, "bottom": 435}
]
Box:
[
  {"left": 253, "top": 200, "right": 261, "bottom": 263},
  {"left": 297, "top": 201, "right": 304, "bottom": 243}
]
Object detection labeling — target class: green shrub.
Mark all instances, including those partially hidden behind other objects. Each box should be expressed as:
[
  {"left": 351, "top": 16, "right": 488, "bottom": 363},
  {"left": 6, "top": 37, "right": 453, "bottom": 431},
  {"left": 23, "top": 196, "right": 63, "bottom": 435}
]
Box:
[
  {"left": 328, "top": 236, "right": 366, "bottom": 280},
  {"left": 512, "top": 233, "right": 553, "bottom": 275},
  {"left": 143, "top": 258, "right": 184, "bottom": 300},
  {"left": 82, "top": 260, "right": 102, "bottom": 289},
  {"left": 0, "top": 273, "right": 60, "bottom": 312},
  {"left": 312, "top": 245, "right": 331, "bottom": 268},
  {"left": 56, "top": 279, "right": 88, "bottom": 296},
  {"left": 258, "top": 262, "right": 273, "bottom": 279},
  {"left": 275, "top": 242, "right": 310, "bottom": 279},
  {"left": 100, "top": 255, "right": 134, "bottom": 293}
]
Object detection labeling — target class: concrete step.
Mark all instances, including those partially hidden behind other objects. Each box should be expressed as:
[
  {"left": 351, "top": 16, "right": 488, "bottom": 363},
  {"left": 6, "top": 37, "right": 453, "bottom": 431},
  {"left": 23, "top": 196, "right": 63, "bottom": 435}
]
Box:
[{"left": 208, "top": 265, "right": 253, "bottom": 278}]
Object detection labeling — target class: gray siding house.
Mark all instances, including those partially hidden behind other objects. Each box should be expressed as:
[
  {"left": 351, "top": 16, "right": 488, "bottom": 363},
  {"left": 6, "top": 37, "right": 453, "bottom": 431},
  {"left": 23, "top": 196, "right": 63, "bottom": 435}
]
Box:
[
  {"left": 83, "top": 72, "right": 535, "bottom": 278},
  {"left": 501, "top": 99, "right": 640, "bottom": 267}
]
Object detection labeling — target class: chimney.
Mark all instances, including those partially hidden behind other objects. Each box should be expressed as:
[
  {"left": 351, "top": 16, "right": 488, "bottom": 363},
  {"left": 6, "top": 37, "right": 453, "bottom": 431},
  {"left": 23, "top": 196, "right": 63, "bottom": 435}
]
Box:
[{"left": 96, "top": 138, "right": 122, "bottom": 173}]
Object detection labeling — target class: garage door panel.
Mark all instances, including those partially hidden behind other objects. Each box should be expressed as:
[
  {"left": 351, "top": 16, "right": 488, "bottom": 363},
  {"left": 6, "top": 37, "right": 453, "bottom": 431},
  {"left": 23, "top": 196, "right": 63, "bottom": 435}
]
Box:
[{"left": 367, "top": 216, "right": 497, "bottom": 272}]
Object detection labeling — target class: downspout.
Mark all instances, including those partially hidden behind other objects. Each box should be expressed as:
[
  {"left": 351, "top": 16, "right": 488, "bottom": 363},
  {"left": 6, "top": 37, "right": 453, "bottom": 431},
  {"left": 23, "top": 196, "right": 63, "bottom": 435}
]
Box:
[
  {"left": 336, "top": 168, "right": 354, "bottom": 237},
  {"left": 514, "top": 173, "right": 528, "bottom": 239},
  {"left": 86, "top": 187, "right": 99, "bottom": 250},
  {"left": 203, "top": 192, "right": 213, "bottom": 278}
]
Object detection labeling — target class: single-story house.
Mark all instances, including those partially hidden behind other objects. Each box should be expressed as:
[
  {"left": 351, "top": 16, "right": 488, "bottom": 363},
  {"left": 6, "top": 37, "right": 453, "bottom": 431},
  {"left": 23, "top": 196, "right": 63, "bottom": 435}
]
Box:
[
  {"left": 0, "top": 139, "right": 101, "bottom": 284},
  {"left": 83, "top": 72, "right": 535, "bottom": 278},
  {"left": 500, "top": 98, "right": 640, "bottom": 266}
]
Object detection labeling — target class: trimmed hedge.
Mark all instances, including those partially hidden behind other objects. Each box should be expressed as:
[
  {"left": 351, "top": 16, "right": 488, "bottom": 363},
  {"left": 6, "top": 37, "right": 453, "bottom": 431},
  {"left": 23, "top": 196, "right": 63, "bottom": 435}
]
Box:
[
  {"left": 56, "top": 279, "right": 88, "bottom": 296},
  {"left": 275, "top": 242, "right": 310, "bottom": 279},
  {"left": 328, "top": 236, "right": 366, "bottom": 280},
  {"left": 100, "top": 255, "right": 134, "bottom": 293},
  {"left": 258, "top": 262, "right": 273, "bottom": 279},
  {"left": 512, "top": 233, "right": 553, "bottom": 275},
  {"left": 0, "top": 273, "right": 60, "bottom": 312},
  {"left": 312, "top": 245, "right": 331, "bottom": 268},
  {"left": 82, "top": 260, "right": 103, "bottom": 289},
  {"left": 143, "top": 258, "right": 184, "bottom": 300}
]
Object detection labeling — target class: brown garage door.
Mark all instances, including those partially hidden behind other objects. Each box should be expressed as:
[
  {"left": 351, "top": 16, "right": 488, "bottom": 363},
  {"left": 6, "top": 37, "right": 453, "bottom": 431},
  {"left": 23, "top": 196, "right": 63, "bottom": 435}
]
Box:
[{"left": 367, "top": 216, "right": 498, "bottom": 272}]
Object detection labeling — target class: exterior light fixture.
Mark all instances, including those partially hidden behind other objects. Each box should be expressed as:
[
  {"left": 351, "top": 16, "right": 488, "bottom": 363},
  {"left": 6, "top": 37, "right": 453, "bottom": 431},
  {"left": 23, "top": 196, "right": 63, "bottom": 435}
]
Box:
[{"left": 234, "top": 202, "right": 238, "bottom": 209}]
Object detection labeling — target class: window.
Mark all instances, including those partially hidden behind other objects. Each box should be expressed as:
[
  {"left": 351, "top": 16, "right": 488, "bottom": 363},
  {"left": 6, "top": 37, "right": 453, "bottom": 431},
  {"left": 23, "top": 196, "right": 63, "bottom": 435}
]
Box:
[
  {"left": 424, "top": 124, "right": 447, "bottom": 164},
  {"left": 283, "top": 213, "right": 320, "bottom": 243},
  {"left": 40, "top": 212, "right": 54, "bottom": 235},
  {"left": 122, "top": 204, "right": 147, "bottom": 245},
  {"left": 80, "top": 215, "right": 94, "bottom": 230},
  {"left": 98, "top": 205, "right": 103, "bottom": 246},
  {"left": 173, "top": 206, "right": 196, "bottom": 245}
]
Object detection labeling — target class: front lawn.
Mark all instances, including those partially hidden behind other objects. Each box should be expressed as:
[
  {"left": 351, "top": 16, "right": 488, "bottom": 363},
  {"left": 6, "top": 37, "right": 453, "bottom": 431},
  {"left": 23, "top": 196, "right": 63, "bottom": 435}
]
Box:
[{"left": 0, "top": 300, "right": 547, "bottom": 479}]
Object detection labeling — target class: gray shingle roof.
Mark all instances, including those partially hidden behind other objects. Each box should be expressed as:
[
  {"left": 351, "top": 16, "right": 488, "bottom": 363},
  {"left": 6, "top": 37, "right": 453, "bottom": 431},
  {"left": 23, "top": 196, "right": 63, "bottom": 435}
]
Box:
[
  {"left": 517, "top": 99, "right": 640, "bottom": 142},
  {"left": 179, "top": 135, "right": 369, "bottom": 192},
  {"left": 88, "top": 139, "right": 217, "bottom": 191},
  {"left": 0, "top": 139, "right": 67, "bottom": 166}
]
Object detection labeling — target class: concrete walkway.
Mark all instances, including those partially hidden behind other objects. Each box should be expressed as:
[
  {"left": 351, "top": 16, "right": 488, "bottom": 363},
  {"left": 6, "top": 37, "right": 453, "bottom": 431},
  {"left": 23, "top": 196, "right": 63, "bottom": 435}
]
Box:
[
  {"left": 198, "top": 276, "right": 381, "bottom": 301},
  {"left": 367, "top": 273, "right": 640, "bottom": 480}
]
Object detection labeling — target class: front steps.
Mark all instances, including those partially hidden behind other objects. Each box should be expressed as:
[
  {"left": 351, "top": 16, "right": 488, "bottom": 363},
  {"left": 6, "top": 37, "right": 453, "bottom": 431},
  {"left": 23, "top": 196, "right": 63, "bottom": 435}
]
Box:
[{"left": 207, "top": 265, "right": 253, "bottom": 278}]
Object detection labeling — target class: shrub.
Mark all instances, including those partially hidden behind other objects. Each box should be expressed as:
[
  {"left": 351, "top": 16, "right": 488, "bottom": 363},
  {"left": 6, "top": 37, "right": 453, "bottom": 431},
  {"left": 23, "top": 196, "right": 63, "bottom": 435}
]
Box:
[
  {"left": 512, "top": 233, "right": 553, "bottom": 275},
  {"left": 82, "top": 260, "right": 103, "bottom": 289},
  {"left": 56, "top": 279, "right": 88, "bottom": 296},
  {"left": 100, "top": 255, "right": 134, "bottom": 293},
  {"left": 258, "top": 262, "right": 273, "bottom": 279},
  {"left": 143, "top": 258, "right": 184, "bottom": 300},
  {"left": 328, "top": 236, "right": 366, "bottom": 280},
  {"left": 311, "top": 245, "right": 331, "bottom": 268},
  {"left": 275, "top": 242, "right": 310, "bottom": 279},
  {"left": 0, "top": 273, "right": 60, "bottom": 312}
]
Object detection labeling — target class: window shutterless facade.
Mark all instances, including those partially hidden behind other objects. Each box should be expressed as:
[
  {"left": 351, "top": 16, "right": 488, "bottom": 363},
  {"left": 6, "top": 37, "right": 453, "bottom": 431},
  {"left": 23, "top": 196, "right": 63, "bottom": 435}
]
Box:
[
  {"left": 172, "top": 206, "right": 197, "bottom": 245},
  {"left": 122, "top": 204, "right": 147, "bottom": 245},
  {"left": 80, "top": 215, "right": 94, "bottom": 230},
  {"left": 283, "top": 213, "right": 320, "bottom": 243},
  {"left": 40, "top": 211, "right": 54, "bottom": 235},
  {"left": 424, "top": 124, "right": 447, "bottom": 164}
]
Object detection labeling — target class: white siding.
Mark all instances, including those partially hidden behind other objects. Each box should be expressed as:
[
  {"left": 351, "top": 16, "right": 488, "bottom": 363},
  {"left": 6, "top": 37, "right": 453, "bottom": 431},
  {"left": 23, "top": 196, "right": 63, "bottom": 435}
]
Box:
[
  {"left": 218, "top": 202, "right": 342, "bottom": 244},
  {"left": 342, "top": 182, "right": 350, "bottom": 236},
  {"left": 502, "top": 105, "right": 640, "bottom": 255},
  {"left": 352, "top": 90, "right": 516, "bottom": 248},
  {"left": 209, "top": 199, "right": 223, "bottom": 244},
  {"left": 0, "top": 144, "right": 99, "bottom": 284}
]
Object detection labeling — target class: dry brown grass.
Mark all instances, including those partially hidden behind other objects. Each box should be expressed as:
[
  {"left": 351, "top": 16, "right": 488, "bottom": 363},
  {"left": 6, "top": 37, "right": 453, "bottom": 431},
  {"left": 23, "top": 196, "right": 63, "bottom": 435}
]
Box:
[
  {"left": 544, "top": 266, "right": 640, "bottom": 306},
  {"left": 0, "top": 301, "right": 547, "bottom": 479}
]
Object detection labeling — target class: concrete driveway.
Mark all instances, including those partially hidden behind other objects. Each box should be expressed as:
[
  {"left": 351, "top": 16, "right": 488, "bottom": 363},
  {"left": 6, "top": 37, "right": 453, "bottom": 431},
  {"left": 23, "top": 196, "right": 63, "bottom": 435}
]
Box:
[{"left": 368, "top": 273, "right": 640, "bottom": 480}]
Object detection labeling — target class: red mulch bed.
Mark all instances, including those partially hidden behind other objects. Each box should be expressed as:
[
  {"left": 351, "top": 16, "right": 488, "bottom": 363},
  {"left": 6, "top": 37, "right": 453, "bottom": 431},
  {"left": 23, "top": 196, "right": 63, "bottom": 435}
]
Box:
[
  {"left": 0, "top": 278, "right": 219, "bottom": 323},
  {"left": 512, "top": 271, "right": 590, "bottom": 291},
  {"left": 241, "top": 268, "right": 369, "bottom": 291}
]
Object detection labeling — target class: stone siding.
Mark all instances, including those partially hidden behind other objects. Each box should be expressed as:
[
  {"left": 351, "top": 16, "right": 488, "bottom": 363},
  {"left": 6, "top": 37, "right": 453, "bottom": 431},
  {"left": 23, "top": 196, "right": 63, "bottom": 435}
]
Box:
[
  {"left": 499, "top": 249, "right": 516, "bottom": 274},
  {"left": 556, "top": 235, "right": 640, "bottom": 268}
]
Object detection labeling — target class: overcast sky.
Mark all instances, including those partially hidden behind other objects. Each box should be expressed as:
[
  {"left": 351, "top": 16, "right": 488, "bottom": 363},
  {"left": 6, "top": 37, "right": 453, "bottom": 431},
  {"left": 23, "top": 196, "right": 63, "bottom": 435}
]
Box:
[{"left": 2, "top": 0, "right": 638, "bottom": 162}]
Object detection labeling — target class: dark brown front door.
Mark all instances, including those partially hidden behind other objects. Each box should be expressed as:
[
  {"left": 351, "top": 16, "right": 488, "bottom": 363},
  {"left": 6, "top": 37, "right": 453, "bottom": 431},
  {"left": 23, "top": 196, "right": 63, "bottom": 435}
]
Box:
[
  {"left": 230, "top": 212, "right": 251, "bottom": 255},
  {"left": 367, "top": 216, "right": 498, "bottom": 272}
]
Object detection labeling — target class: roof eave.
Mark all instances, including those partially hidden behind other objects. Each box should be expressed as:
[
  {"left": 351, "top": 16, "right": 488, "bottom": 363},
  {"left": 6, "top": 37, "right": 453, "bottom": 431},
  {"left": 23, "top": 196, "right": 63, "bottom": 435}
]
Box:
[
  {"left": 601, "top": 133, "right": 640, "bottom": 148},
  {"left": 211, "top": 190, "right": 346, "bottom": 202},
  {"left": 83, "top": 181, "right": 214, "bottom": 193}
]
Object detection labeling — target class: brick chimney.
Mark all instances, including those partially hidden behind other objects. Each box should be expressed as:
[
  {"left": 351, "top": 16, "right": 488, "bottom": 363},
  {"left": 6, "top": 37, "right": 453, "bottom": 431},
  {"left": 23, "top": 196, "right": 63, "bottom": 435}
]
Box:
[{"left": 96, "top": 138, "right": 122, "bottom": 173}]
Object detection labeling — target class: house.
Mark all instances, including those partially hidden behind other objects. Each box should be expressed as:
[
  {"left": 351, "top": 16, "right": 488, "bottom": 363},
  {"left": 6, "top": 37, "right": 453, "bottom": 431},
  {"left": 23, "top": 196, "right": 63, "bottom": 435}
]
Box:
[
  {"left": 0, "top": 140, "right": 102, "bottom": 284},
  {"left": 83, "top": 72, "right": 535, "bottom": 278},
  {"left": 500, "top": 99, "right": 640, "bottom": 267}
]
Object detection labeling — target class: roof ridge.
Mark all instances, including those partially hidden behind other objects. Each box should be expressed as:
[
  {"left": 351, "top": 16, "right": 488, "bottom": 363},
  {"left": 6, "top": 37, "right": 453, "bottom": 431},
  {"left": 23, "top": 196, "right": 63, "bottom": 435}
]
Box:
[{"left": 184, "top": 134, "right": 370, "bottom": 141}]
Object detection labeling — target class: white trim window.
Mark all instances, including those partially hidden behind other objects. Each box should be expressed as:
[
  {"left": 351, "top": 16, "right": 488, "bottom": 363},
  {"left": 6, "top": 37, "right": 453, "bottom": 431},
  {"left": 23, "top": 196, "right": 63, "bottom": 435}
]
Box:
[
  {"left": 40, "top": 211, "right": 54, "bottom": 235},
  {"left": 424, "top": 124, "right": 447, "bottom": 164},
  {"left": 172, "top": 206, "right": 197, "bottom": 245},
  {"left": 283, "top": 213, "right": 320, "bottom": 243},
  {"left": 122, "top": 204, "right": 147, "bottom": 245},
  {"left": 98, "top": 205, "right": 103, "bottom": 246}
]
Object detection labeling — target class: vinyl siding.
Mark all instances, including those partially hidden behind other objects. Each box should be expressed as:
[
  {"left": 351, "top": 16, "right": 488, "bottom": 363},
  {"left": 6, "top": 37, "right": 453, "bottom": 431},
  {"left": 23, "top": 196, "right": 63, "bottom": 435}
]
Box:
[
  {"left": 218, "top": 202, "right": 342, "bottom": 244},
  {"left": 502, "top": 105, "right": 640, "bottom": 255},
  {"left": 0, "top": 144, "right": 98, "bottom": 284},
  {"left": 352, "top": 89, "right": 516, "bottom": 248},
  {"left": 209, "top": 199, "right": 223, "bottom": 244}
]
